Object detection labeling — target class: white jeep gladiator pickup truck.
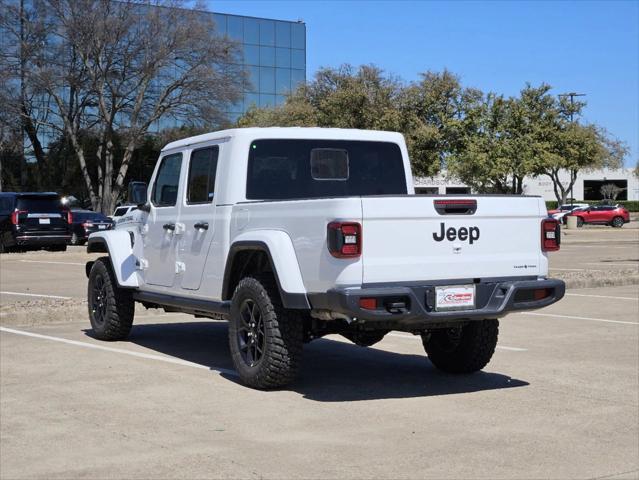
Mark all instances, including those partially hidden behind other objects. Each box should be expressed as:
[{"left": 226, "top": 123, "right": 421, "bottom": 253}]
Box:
[{"left": 86, "top": 127, "right": 565, "bottom": 389}]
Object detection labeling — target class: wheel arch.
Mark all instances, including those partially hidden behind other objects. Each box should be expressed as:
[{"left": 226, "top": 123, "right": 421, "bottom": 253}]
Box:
[
  {"left": 222, "top": 234, "right": 310, "bottom": 310},
  {"left": 86, "top": 231, "right": 139, "bottom": 288}
]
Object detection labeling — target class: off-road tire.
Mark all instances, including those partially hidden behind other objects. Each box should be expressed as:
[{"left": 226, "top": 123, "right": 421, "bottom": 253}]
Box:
[
  {"left": 88, "top": 257, "right": 134, "bottom": 341},
  {"left": 228, "top": 275, "right": 303, "bottom": 389},
  {"left": 611, "top": 216, "right": 624, "bottom": 228},
  {"left": 422, "top": 319, "right": 498, "bottom": 374}
]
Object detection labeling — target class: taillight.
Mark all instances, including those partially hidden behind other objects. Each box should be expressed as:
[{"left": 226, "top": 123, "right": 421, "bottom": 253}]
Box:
[
  {"left": 327, "top": 221, "right": 362, "bottom": 258},
  {"left": 10, "top": 209, "right": 27, "bottom": 225},
  {"left": 66, "top": 210, "right": 73, "bottom": 224},
  {"left": 541, "top": 218, "right": 560, "bottom": 252}
]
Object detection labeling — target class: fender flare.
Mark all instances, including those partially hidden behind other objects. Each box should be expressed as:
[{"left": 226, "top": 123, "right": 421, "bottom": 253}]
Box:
[
  {"left": 222, "top": 231, "right": 310, "bottom": 309},
  {"left": 86, "top": 231, "right": 139, "bottom": 288}
]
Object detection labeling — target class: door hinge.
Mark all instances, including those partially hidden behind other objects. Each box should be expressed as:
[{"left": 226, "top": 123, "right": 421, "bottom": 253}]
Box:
[
  {"left": 175, "top": 261, "right": 186, "bottom": 274},
  {"left": 136, "top": 258, "right": 149, "bottom": 270}
]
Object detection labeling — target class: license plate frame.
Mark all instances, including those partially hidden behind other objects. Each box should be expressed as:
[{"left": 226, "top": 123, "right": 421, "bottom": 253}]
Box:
[
  {"left": 435, "top": 284, "right": 476, "bottom": 311},
  {"left": 38, "top": 218, "right": 50, "bottom": 225}
]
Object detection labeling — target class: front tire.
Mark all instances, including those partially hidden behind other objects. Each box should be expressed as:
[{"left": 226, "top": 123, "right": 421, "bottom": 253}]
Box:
[
  {"left": 611, "top": 216, "right": 624, "bottom": 228},
  {"left": 88, "top": 257, "right": 134, "bottom": 340},
  {"left": 228, "top": 275, "right": 303, "bottom": 389},
  {"left": 422, "top": 320, "right": 498, "bottom": 374}
]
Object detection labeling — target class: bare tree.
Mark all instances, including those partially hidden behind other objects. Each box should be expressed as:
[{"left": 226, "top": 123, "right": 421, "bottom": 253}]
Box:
[
  {"left": 2, "top": 0, "right": 242, "bottom": 212},
  {"left": 600, "top": 183, "right": 624, "bottom": 201}
]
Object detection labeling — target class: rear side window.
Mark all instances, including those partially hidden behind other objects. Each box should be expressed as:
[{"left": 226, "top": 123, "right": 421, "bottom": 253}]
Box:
[
  {"left": 187, "top": 146, "right": 219, "bottom": 204},
  {"left": 151, "top": 153, "right": 182, "bottom": 207},
  {"left": 0, "top": 197, "right": 14, "bottom": 214},
  {"left": 113, "top": 207, "right": 128, "bottom": 216},
  {"left": 16, "top": 195, "right": 63, "bottom": 212},
  {"left": 246, "top": 140, "right": 407, "bottom": 200}
]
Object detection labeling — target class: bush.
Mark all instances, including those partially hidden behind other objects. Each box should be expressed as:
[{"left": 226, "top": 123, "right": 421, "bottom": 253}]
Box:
[{"left": 545, "top": 200, "right": 639, "bottom": 212}]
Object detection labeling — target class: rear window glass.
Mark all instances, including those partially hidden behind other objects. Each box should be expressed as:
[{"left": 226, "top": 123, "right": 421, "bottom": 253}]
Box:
[
  {"left": 113, "top": 207, "right": 129, "bottom": 216},
  {"left": 16, "top": 196, "right": 63, "bottom": 213},
  {"left": 310, "top": 149, "right": 349, "bottom": 180},
  {"left": 246, "top": 140, "right": 407, "bottom": 200}
]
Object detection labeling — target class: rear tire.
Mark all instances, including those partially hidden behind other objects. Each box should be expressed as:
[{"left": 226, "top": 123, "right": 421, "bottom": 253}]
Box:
[
  {"left": 228, "top": 275, "right": 303, "bottom": 389},
  {"left": 422, "top": 320, "right": 498, "bottom": 373},
  {"left": 70, "top": 233, "right": 80, "bottom": 245},
  {"left": 88, "top": 257, "right": 134, "bottom": 341},
  {"left": 576, "top": 217, "right": 584, "bottom": 227},
  {"left": 611, "top": 216, "right": 624, "bottom": 228}
]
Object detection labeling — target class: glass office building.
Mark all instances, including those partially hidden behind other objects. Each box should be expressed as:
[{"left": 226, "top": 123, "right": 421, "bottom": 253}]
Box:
[
  {"left": 212, "top": 13, "right": 307, "bottom": 121},
  {"left": 1, "top": 6, "right": 306, "bottom": 159}
]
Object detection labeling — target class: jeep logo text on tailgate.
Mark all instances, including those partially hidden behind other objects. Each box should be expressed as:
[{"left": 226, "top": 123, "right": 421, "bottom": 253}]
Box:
[{"left": 433, "top": 223, "right": 480, "bottom": 244}]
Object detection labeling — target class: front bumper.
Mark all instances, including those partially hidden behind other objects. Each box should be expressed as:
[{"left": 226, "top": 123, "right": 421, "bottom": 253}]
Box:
[{"left": 309, "top": 277, "right": 565, "bottom": 329}]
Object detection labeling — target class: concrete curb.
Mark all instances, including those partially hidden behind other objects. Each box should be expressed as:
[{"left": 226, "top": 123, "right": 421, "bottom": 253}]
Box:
[{"left": 562, "top": 275, "right": 639, "bottom": 290}]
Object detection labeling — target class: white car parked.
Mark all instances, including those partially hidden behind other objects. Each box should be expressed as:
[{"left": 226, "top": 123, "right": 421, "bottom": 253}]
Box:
[
  {"left": 85, "top": 128, "right": 565, "bottom": 389},
  {"left": 548, "top": 203, "right": 590, "bottom": 223},
  {"left": 108, "top": 205, "right": 137, "bottom": 221}
]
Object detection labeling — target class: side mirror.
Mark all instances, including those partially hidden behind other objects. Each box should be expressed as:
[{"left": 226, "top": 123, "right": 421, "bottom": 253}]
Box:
[{"left": 128, "top": 181, "right": 148, "bottom": 206}]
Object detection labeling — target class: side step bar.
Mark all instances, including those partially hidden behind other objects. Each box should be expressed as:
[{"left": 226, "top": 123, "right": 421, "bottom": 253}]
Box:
[{"left": 132, "top": 291, "right": 231, "bottom": 317}]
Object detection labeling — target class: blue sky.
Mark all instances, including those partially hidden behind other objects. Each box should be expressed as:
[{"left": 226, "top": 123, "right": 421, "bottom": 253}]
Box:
[{"left": 209, "top": 0, "right": 639, "bottom": 166}]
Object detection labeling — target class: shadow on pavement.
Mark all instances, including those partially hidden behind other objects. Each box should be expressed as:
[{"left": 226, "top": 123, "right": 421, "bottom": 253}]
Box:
[{"left": 84, "top": 320, "right": 528, "bottom": 402}]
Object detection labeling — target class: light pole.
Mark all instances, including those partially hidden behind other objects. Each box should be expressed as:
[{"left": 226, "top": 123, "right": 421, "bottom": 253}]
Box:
[{"left": 558, "top": 92, "right": 586, "bottom": 207}]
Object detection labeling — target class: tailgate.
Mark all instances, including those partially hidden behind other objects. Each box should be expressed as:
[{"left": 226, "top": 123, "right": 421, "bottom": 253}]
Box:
[{"left": 361, "top": 196, "right": 547, "bottom": 284}]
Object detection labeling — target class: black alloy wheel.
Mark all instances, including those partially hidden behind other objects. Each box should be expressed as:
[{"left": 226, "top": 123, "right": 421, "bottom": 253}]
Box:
[{"left": 237, "top": 298, "right": 266, "bottom": 368}]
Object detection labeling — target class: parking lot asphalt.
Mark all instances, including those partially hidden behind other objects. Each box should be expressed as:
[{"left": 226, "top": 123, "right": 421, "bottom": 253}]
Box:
[{"left": 1, "top": 228, "right": 638, "bottom": 479}]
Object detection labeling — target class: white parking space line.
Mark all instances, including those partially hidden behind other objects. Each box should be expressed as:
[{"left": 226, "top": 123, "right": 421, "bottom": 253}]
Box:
[
  {"left": 549, "top": 267, "right": 604, "bottom": 272},
  {"left": 387, "top": 332, "right": 527, "bottom": 351},
  {"left": 566, "top": 293, "right": 638, "bottom": 301},
  {"left": 18, "top": 260, "right": 85, "bottom": 266},
  {"left": 583, "top": 262, "right": 639, "bottom": 267},
  {"left": 0, "top": 291, "right": 72, "bottom": 300},
  {"left": 517, "top": 312, "right": 638, "bottom": 326},
  {"left": 0, "top": 326, "right": 237, "bottom": 376}
]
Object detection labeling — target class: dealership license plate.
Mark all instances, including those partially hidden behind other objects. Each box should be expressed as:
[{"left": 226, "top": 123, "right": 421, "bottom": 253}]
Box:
[
  {"left": 38, "top": 218, "right": 50, "bottom": 225},
  {"left": 435, "top": 285, "right": 476, "bottom": 311}
]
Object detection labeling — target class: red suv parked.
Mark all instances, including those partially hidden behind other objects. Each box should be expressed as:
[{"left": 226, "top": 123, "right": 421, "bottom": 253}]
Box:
[{"left": 566, "top": 204, "right": 630, "bottom": 228}]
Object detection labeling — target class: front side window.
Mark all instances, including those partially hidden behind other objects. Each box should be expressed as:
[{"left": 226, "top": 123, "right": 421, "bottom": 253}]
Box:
[
  {"left": 151, "top": 153, "right": 182, "bottom": 207},
  {"left": 246, "top": 140, "right": 406, "bottom": 200},
  {"left": 187, "top": 146, "right": 219, "bottom": 204}
]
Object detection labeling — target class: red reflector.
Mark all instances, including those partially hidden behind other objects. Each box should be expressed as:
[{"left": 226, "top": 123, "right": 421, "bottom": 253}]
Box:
[
  {"left": 534, "top": 288, "right": 551, "bottom": 300},
  {"left": 359, "top": 298, "right": 377, "bottom": 310}
]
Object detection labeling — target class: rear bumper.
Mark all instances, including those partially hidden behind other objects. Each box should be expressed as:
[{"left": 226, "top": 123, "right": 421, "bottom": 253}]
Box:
[
  {"left": 14, "top": 234, "right": 71, "bottom": 245},
  {"left": 309, "top": 277, "right": 565, "bottom": 329}
]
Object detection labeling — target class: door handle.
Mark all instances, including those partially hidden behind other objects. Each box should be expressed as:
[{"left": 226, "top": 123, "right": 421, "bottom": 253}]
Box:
[
  {"left": 163, "top": 223, "right": 176, "bottom": 232},
  {"left": 194, "top": 222, "right": 209, "bottom": 231}
]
